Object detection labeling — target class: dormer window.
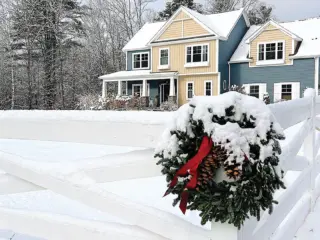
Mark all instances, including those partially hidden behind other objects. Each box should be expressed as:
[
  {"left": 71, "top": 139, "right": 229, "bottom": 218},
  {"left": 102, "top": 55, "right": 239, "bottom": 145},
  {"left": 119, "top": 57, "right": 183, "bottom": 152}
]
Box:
[{"left": 257, "top": 41, "right": 285, "bottom": 66}]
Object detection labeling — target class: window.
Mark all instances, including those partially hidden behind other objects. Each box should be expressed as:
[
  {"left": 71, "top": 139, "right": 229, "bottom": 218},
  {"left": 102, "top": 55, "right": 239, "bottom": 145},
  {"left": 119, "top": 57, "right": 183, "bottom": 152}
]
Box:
[
  {"left": 186, "top": 44, "right": 209, "bottom": 66},
  {"left": 257, "top": 42, "right": 284, "bottom": 64},
  {"left": 133, "top": 52, "right": 149, "bottom": 69},
  {"left": 186, "top": 82, "right": 194, "bottom": 99},
  {"left": 160, "top": 48, "right": 169, "bottom": 66},
  {"left": 281, "top": 84, "right": 292, "bottom": 100},
  {"left": 204, "top": 81, "right": 212, "bottom": 96},
  {"left": 249, "top": 85, "right": 260, "bottom": 98},
  {"left": 132, "top": 84, "right": 150, "bottom": 97},
  {"left": 121, "top": 81, "right": 128, "bottom": 95}
]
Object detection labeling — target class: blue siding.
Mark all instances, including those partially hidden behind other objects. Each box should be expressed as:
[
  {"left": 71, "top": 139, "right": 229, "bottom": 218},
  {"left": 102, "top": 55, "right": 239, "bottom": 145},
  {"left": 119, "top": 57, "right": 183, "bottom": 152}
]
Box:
[
  {"left": 127, "top": 79, "right": 170, "bottom": 104},
  {"left": 127, "top": 49, "right": 151, "bottom": 71},
  {"left": 230, "top": 59, "right": 315, "bottom": 102},
  {"left": 219, "top": 15, "right": 248, "bottom": 93}
]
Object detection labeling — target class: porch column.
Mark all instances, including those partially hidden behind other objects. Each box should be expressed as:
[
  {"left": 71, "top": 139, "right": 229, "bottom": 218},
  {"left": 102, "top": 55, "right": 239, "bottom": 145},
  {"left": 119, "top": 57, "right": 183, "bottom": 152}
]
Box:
[
  {"left": 142, "top": 79, "right": 147, "bottom": 97},
  {"left": 102, "top": 80, "right": 106, "bottom": 98},
  {"left": 169, "top": 77, "right": 175, "bottom": 96},
  {"left": 117, "top": 80, "right": 121, "bottom": 96}
]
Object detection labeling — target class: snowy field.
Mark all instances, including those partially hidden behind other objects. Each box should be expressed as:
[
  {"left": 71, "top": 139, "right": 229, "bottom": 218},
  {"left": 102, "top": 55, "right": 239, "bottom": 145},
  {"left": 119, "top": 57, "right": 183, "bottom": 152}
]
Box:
[{"left": 0, "top": 110, "right": 319, "bottom": 239}]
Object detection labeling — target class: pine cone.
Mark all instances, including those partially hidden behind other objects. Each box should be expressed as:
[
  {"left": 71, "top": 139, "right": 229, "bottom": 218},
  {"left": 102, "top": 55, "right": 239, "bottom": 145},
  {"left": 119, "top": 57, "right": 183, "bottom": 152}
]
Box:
[
  {"left": 224, "top": 160, "right": 241, "bottom": 179},
  {"left": 198, "top": 144, "right": 227, "bottom": 187}
]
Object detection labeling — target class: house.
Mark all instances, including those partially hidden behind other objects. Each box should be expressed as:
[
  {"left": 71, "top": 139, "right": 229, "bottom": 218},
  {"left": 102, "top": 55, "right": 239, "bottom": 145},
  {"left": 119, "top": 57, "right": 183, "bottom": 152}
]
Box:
[
  {"left": 99, "top": 6, "right": 250, "bottom": 107},
  {"left": 230, "top": 18, "right": 320, "bottom": 102}
]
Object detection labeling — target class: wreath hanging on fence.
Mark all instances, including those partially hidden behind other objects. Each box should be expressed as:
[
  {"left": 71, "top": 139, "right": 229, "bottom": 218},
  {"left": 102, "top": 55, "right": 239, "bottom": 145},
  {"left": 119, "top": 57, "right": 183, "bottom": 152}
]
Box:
[{"left": 155, "top": 92, "right": 286, "bottom": 228}]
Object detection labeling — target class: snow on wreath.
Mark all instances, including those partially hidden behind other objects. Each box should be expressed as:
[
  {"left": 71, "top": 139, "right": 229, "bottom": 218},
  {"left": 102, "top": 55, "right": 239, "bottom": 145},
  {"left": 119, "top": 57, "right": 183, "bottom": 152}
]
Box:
[{"left": 155, "top": 92, "right": 285, "bottom": 228}]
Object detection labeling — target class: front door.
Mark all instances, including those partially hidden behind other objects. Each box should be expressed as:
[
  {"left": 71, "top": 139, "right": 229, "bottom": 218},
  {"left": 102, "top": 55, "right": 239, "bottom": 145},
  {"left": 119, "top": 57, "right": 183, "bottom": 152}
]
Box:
[{"left": 160, "top": 84, "right": 170, "bottom": 103}]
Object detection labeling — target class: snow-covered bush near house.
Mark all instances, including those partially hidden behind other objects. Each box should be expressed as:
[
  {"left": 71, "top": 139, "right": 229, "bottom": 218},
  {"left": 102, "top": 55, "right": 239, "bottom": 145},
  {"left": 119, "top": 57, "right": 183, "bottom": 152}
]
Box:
[
  {"left": 263, "top": 92, "right": 270, "bottom": 104},
  {"left": 78, "top": 94, "right": 103, "bottom": 110},
  {"left": 304, "top": 88, "right": 315, "bottom": 98},
  {"left": 159, "top": 101, "right": 178, "bottom": 111},
  {"left": 229, "top": 84, "right": 247, "bottom": 94}
]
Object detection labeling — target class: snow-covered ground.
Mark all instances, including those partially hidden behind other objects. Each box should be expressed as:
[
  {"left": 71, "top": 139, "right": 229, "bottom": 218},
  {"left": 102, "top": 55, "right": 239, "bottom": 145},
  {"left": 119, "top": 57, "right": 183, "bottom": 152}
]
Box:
[{"left": 0, "top": 121, "right": 317, "bottom": 239}]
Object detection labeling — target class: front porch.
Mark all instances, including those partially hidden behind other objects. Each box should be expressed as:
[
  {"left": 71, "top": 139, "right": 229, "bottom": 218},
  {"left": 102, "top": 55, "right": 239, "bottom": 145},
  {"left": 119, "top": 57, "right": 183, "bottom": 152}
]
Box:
[{"left": 100, "top": 70, "right": 178, "bottom": 108}]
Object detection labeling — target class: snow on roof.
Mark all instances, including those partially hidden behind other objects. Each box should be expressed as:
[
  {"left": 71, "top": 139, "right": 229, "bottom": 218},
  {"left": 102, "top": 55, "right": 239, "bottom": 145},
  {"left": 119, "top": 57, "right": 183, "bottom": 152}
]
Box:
[
  {"left": 186, "top": 8, "right": 247, "bottom": 39},
  {"left": 122, "top": 22, "right": 166, "bottom": 51},
  {"left": 230, "top": 18, "right": 320, "bottom": 62},
  {"left": 282, "top": 18, "right": 320, "bottom": 58},
  {"left": 99, "top": 70, "right": 178, "bottom": 81}
]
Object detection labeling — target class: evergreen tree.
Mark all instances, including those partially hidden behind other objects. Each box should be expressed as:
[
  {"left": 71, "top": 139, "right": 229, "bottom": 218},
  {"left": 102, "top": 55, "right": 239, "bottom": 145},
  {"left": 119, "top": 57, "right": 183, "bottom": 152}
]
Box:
[
  {"left": 11, "top": 0, "right": 85, "bottom": 109},
  {"left": 155, "top": 0, "right": 203, "bottom": 21}
]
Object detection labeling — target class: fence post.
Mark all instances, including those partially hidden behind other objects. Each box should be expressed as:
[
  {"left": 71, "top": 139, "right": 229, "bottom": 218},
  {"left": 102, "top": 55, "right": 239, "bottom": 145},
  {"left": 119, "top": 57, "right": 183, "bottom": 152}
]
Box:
[{"left": 303, "top": 89, "right": 316, "bottom": 211}]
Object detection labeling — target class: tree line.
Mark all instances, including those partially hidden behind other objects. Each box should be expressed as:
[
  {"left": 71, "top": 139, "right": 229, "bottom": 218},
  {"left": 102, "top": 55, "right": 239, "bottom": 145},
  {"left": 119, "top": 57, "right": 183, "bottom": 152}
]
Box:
[{"left": 0, "top": 0, "right": 273, "bottom": 110}]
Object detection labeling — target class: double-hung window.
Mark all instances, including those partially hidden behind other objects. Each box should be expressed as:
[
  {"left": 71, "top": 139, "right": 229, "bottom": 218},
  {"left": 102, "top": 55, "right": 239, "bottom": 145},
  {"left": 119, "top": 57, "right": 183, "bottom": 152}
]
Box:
[
  {"left": 159, "top": 48, "right": 169, "bottom": 68},
  {"left": 186, "top": 82, "right": 194, "bottom": 100},
  {"left": 185, "top": 44, "right": 209, "bottom": 67},
  {"left": 204, "top": 81, "right": 212, "bottom": 96},
  {"left": 133, "top": 52, "right": 149, "bottom": 69},
  {"left": 257, "top": 42, "right": 284, "bottom": 65},
  {"left": 281, "top": 84, "right": 292, "bottom": 100},
  {"left": 249, "top": 85, "right": 260, "bottom": 98}
]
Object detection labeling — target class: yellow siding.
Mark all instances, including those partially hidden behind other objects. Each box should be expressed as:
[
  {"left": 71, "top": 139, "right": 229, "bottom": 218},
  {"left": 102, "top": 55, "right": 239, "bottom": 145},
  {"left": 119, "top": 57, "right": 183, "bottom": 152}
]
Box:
[
  {"left": 250, "top": 28, "right": 293, "bottom": 67},
  {"left": 265, "top": 23, "right": 277, "bottom": 30},
  {"left": 159, "top": 21, "right": 183, "bottom": 40},
  {"left": 178, "top": 75, "right": 219, "bottom": 105},
  {"left": 183, "top": 19, "right": 209, "bottom": 37},
  {"left": 152, "top": 40, "right": 217, "bottom": 74},
  {"left": 174, "top": 11, "right": 190, "bottom": 20}
]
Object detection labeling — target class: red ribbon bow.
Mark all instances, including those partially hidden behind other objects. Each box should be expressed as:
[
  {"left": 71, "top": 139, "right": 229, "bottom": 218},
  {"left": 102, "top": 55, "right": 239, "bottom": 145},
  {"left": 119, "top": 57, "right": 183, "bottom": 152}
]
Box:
[{"left": 163, "top": 136, "right": 213, "bottom": 214}]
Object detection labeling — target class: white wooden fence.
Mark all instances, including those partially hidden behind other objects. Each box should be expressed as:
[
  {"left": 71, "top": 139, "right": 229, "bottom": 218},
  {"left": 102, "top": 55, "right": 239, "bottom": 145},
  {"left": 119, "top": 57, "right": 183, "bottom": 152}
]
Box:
[{"left": 0, "top": 92, "right": 320, "bottom": 240}]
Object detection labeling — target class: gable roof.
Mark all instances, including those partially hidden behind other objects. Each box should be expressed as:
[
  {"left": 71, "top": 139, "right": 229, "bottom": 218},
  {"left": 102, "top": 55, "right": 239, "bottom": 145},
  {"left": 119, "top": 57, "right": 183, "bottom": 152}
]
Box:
[
  {"left": 186, "top": 7, "right": 250, "bottom": 39},
  {"left": 122, "top": 22, "right": 166, "bottom": 51},
  {"left": 230, "top": 18, "right": 320, "bottom": 63},
  {"left": 245, "top": 19, "right": 303, "bottom": 44}
]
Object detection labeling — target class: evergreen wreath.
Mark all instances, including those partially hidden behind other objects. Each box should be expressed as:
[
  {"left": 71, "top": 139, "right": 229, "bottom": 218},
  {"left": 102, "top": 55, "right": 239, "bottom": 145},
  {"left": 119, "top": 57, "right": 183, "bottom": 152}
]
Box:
[{"left": 155, "top": 92, "right": 286, "bottom": 228}]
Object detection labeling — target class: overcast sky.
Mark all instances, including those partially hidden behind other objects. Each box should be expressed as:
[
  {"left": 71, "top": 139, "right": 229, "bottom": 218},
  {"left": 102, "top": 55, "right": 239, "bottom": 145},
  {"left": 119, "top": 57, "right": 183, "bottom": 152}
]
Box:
[{"left": 150, "top": 0, "right": 320, "bottom": 22}]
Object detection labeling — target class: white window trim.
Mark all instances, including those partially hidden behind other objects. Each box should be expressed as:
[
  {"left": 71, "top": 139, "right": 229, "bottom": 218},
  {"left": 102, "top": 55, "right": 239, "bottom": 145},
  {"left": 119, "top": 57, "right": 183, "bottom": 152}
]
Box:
[
  {"left": 243, "top": 83, "right": 267, "bottom": 100},
  {"left": 256, "top": 41, "right": 285, "bottom": 66},
  {"left": 185, "top": 43, "right": 209, "bottom": 68},
  {"left": 204, "top": 80, "right": 213, "bottom": 96},
  {"left": 132, "top": 83, "right": 150, "bottom": 97},
  {"left": 132, "top": 52, "right": 150, "bottom": 70},
  {"left": 186, "top": 81, "right": 194, "bottom": 100},
  {"left": 158, "top": 48, "right": 170, "bottom": 69}
]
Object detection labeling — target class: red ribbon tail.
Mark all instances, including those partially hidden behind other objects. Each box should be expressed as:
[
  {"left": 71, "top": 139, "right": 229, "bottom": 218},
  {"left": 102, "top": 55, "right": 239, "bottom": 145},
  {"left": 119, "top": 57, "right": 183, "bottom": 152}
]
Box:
[
  {"left": 163, "top": 188, "right": 171, "bottom": 197},
  {"left": 179, "top": 190, "right": 189, "bottom": 214}
]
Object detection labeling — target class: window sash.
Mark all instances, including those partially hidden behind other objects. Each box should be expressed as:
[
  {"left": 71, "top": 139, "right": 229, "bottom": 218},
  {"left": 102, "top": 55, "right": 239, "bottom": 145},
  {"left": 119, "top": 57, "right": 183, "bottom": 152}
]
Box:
[
  {"left": 258, "top": 42, "right": 284, "bottom": 61},
  {"left": 281, "top": 84, "right": 292, "bottom": 100},
  {"left": 186, "top": 45, "right": 208, "bottom": 63},
  {"left": 160, "top": 49, "right": 169, "bottom": 65},
  {"left": 187, "top": 82, "right": 194, "bottom": 99},
  {"left": 133, "top": 53, "right": 149, "bottom": 69},
  {"left": 249, "top": 85, "right": 260, "bottom": 98},
  {"left": 205, "top": 81, "right": 212, "bottom": 96}
]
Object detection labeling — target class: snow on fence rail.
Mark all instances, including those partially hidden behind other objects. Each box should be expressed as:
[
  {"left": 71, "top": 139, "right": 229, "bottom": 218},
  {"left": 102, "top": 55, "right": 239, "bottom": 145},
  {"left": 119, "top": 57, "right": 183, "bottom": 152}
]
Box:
[{"left": 0, "top": 93, "right": 320, "bottom": 240}]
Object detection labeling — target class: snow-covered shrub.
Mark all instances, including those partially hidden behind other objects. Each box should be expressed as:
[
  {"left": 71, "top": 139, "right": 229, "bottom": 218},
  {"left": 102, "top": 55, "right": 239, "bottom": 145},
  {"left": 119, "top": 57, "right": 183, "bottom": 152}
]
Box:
[
  {"left": 304, "top": 88, "right": 315, "bottom": 98},
  {"left": 78, "top": 94, "right": 104, "bottom": 110},
  {"left": 263, "top": 93, "right": 270, "bottom": 104},
  {"left": 160, "top": 101, "right": 178, "bottom": 111},
  {"left": 230, "top": 85, "right": 246, "bottom": 94}
]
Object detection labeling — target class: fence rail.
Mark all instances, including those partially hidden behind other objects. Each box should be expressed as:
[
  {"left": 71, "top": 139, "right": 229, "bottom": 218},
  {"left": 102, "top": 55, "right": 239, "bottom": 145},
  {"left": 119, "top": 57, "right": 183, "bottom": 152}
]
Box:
[{"left": 0, "top": 92, "right": 320, "bottom": 240}]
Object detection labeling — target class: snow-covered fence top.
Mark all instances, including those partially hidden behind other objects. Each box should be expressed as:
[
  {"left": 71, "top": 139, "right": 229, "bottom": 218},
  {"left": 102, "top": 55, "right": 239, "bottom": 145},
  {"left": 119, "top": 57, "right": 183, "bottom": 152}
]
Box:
[
  {"left": 0, "top": 110, "right": 173, "bottom": 125},
  {"left": 0, "top": 110, "right": 173, "bottom": 148}
]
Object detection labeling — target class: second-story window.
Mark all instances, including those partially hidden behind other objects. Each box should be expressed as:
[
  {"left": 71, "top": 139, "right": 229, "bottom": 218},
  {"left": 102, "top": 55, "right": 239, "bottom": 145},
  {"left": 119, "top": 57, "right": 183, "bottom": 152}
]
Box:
[
  {"left": 133, "top": 52, "right": 149, "bottom": 69},
  {"left": 186, "top": 44, "right": 209, "bottom": 64},
  {"left": 258, "top": 42, "right": 284, "bottom": 61},
  {"left": 160, "top": 48, "right": 169, "bottom": 66}
]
